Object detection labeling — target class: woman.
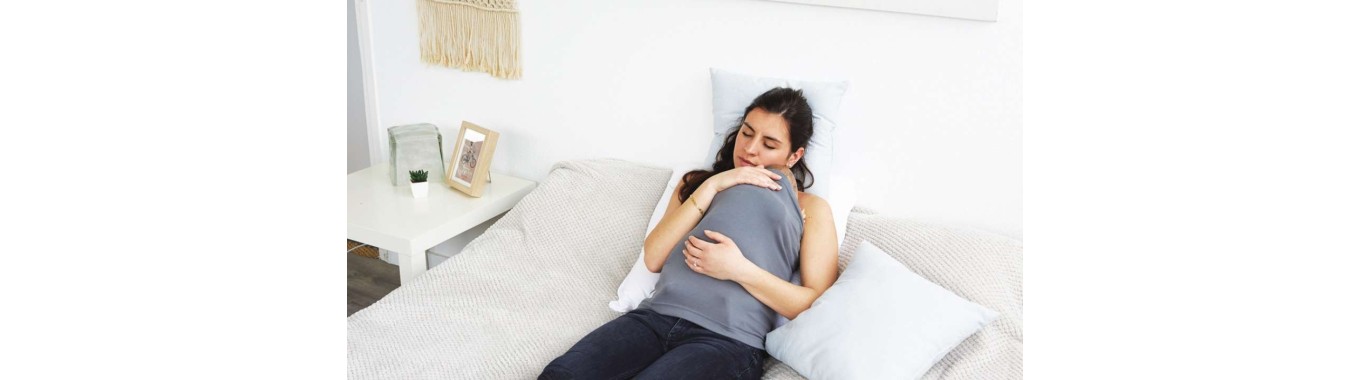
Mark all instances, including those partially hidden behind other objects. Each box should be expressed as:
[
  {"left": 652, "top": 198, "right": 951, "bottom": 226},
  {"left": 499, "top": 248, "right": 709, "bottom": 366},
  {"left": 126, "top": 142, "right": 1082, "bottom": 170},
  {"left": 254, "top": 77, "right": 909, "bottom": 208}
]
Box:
[{"left": 540, "top": 88, "right": 839, "bottom": 380}]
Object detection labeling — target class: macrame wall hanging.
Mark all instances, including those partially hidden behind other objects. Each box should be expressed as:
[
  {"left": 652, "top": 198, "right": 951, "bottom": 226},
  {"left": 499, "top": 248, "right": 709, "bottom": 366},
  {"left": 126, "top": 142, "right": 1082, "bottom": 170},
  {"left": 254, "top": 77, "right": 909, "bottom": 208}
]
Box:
[{"left": 417, "top": 0, "right": 522, "bottom": 79}]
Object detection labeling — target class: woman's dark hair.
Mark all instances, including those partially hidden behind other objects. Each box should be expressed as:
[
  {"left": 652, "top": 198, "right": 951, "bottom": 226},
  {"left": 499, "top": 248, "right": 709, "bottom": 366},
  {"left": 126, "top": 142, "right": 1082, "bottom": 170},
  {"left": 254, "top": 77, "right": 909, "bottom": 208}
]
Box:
[{"left": 678, "top": 87, "right": 815, "bottom": 203}]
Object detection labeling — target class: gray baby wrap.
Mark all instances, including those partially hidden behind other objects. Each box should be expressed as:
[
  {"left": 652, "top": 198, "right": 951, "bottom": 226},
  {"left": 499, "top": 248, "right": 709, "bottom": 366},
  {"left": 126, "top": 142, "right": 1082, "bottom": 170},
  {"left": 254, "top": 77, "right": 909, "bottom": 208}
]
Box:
[{"left": 638, "top": 168, "right": 805, "bottom": 350}]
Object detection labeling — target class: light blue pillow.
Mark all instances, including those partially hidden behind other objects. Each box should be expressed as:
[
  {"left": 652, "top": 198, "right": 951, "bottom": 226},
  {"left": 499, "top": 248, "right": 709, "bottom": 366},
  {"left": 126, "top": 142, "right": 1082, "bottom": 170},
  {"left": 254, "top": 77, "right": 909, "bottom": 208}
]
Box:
[
  {"left": 765, "top": 241, "right": 999, "bottom": 380},
  {"left": 707, "top": 68, "right": 849, "bottom": 200}
]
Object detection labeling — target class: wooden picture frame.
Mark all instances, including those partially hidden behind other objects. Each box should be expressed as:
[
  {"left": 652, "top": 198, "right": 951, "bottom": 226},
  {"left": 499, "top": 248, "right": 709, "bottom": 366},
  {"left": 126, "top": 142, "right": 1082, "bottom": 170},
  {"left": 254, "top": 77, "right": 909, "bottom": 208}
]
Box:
[{"left": 446, "top": 121, "right": 499, "bottom": 197}]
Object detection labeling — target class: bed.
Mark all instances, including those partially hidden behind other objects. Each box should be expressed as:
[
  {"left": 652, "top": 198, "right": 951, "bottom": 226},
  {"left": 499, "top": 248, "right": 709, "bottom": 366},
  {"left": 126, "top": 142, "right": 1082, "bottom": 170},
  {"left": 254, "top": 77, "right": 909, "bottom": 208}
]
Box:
[{"left": 347, "top": 159, "right": 1022, "bottom": 379}]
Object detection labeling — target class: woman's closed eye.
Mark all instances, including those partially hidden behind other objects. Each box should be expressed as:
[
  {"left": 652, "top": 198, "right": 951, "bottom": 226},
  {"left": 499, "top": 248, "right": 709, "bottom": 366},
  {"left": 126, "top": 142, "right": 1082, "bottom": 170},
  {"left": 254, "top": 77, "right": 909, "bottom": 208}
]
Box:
[
  {"left": 741, "top": 132, "right": 777, "bottom": 149},
  {"left": 742, "top": 127, "right": 778, "bottom": 150}
]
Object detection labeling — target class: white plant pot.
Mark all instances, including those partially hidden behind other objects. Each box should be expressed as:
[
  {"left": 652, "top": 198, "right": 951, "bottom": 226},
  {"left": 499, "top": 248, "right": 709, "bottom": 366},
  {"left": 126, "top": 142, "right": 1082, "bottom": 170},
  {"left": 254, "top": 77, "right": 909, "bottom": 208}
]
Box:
[{"left": 410, "top": 182, "right": 429, "bottom": 198}]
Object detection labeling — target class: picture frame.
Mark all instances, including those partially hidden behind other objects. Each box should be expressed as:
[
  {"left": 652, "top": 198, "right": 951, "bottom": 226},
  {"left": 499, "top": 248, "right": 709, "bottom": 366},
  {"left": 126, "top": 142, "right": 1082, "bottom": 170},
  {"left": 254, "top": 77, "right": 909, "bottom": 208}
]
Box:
[{"left": 446, "top": 121, "right": 500, "bottom": 197}]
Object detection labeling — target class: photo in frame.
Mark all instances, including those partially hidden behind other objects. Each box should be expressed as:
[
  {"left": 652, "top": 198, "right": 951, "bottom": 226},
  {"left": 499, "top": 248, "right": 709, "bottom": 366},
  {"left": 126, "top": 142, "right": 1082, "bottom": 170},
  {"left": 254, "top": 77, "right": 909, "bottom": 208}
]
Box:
[{"left": 446, "top": 121, "right": 500, "bottom": 197}]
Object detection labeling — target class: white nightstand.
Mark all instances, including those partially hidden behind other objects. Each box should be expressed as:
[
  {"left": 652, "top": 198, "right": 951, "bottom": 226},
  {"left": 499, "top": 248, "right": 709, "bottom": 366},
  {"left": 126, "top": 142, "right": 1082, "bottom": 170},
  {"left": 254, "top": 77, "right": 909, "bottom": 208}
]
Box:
[{"left": 347, "top": 163, "right": 537, "bottom": 283}]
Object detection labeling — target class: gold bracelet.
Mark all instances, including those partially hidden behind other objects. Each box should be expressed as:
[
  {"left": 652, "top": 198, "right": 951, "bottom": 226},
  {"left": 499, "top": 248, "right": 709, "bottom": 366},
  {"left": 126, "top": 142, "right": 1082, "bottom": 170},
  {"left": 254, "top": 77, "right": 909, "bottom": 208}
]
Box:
[{"left": 687, "top": 196, "right": 705, "bottom": 214}]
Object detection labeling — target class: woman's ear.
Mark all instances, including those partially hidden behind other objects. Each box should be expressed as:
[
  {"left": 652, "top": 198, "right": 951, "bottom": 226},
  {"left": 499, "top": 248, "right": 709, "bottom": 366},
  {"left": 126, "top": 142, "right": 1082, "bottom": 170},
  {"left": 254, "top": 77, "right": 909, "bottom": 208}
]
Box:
[{"left": 787, "top": 147, "right": 805, "bottom": 167}]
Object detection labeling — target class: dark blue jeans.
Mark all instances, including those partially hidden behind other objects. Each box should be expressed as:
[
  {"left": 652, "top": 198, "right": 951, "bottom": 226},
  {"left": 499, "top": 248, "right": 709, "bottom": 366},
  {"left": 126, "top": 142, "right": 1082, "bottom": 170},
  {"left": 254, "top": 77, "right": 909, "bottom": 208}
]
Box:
[{"left": 540, "top": 308, "right": 767, "bottom": 380}]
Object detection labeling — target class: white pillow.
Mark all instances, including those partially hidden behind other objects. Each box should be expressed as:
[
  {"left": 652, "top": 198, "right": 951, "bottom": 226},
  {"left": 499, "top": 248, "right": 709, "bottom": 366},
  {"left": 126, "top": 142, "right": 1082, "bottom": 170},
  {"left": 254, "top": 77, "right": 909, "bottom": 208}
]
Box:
[
  {"left": 608, "top": 164, "right": 701, "bottom": 312},
  {"left": 708, "top": 67, "right": 848, "bottom": 199},
  {"left": 709, "top": 67, "right": 854, "bottom": 248},
  {"left": 765, "top": 241, "right": 999, "bottom": 380}
]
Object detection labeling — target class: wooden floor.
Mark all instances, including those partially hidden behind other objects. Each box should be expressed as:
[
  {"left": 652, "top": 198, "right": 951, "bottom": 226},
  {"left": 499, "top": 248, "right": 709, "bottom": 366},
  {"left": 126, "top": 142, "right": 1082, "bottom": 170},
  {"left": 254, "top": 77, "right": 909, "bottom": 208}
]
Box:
[{"left": 348, "top": 240, "right": 400, "bottom": 316}]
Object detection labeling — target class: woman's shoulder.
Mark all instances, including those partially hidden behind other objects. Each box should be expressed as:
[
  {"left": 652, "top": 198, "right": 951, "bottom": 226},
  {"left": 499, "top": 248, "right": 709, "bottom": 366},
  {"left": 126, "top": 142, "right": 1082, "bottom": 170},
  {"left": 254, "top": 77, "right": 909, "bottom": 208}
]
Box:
[
  {"left": 797, "top": 191, "right": 827, "bottom": 205},
  {"left": 797, "top": 192, "right": 832, "bottom": 217}
]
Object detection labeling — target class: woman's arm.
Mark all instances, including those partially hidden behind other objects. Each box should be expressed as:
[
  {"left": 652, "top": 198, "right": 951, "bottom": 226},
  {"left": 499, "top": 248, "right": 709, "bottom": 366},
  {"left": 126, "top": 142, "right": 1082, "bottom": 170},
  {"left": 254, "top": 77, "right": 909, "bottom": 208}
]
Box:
[
  {"left": 648, "top": 166, "right": 782, "bottom": 273},
  {"left": 643, "top": 178, "right": 717, "bottom": 273},
  {"left": 733, "top": 196, "right": 839, "bottom": 320}
]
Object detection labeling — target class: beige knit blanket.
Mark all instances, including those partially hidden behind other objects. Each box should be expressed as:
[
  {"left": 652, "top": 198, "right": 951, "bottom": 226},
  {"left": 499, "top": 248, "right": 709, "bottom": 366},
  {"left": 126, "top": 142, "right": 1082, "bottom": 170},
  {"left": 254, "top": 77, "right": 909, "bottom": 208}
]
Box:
[{"left": 418, "top": 0, "right": 521, "bottom": 79}]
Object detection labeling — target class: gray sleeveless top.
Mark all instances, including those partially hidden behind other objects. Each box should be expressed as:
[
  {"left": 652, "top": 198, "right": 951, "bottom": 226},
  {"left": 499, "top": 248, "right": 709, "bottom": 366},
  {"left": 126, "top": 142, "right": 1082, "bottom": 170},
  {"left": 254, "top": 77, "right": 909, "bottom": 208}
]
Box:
[{"left": 638, "top": 168, "right": 805, "bottom": 350}]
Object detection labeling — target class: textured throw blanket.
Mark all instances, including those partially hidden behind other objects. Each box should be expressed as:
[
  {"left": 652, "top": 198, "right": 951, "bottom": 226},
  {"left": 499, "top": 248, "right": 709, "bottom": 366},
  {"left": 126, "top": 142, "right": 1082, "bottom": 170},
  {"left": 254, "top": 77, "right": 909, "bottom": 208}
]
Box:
[
  {"left": 349, "top": 159, "right": 664, "bottom": 378},
  {"left": 418, "top": 0, "right": 522, "bottom": 79},
  {"left": 347, "top": 159, "right": 1022, "bottom": 379}
]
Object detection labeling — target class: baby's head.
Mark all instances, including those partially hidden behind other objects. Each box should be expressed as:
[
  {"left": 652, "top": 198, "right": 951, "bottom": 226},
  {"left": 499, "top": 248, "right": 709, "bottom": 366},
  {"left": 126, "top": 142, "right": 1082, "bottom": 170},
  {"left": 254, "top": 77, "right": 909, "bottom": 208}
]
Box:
[{"left": 766, "top": 165, "right": 798, "bottom": 190}]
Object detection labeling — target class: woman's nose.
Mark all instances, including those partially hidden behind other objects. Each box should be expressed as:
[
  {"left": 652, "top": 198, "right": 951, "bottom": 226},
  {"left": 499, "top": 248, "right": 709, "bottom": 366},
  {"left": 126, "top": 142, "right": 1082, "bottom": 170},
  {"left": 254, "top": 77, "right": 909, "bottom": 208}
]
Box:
[{"left": 744, "top": 139, "right": 760, "bottom": 154}]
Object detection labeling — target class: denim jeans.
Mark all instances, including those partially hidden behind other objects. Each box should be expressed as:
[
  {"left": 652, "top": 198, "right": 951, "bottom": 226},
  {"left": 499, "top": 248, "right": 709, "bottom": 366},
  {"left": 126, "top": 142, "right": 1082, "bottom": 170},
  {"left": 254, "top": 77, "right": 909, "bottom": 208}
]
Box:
[{"left": 540, "top": 308, "right": 767, "bottom": 380}]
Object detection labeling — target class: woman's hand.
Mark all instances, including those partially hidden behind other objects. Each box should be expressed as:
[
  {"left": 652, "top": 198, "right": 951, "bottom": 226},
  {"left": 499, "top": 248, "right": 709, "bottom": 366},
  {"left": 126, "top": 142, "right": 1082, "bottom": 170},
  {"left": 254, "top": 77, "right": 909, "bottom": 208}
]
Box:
[
  {"left": 682, "top": 230, "right": 760, "bottom": 282},
  {"left": 701, "top": 165, "right": 783, "bottom": 199},
  {"left": 690, "top": 165, "right": 781, "bottom": 210}
]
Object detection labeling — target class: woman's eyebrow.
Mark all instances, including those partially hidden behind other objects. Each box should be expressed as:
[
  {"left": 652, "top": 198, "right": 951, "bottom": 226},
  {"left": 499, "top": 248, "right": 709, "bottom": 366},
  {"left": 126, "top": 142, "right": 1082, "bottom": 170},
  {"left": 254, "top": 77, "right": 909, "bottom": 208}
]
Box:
[{"left": 741, "top": 122, "right": 782, "bottom": 144}]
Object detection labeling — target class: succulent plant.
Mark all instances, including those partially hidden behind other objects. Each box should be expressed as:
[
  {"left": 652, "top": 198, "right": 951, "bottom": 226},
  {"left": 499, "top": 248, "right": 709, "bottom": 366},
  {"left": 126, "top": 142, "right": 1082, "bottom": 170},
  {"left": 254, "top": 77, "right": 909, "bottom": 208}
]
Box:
[{"left": 409, "top": 169, "right": 429, "bottom": 183}]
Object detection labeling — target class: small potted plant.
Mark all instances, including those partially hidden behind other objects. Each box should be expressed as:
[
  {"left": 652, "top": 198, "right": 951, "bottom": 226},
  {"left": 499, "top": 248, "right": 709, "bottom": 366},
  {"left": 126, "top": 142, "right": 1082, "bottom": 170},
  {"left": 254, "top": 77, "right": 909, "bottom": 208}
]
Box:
[{"left": 409, "top": 169, "right": 430, "bottom": 198}]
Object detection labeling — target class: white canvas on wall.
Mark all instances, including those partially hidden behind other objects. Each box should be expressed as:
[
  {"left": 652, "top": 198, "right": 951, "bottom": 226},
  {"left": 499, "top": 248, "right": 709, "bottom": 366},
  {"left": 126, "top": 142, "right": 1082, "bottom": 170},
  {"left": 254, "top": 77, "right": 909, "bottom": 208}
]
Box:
[{"left": 767, "top": 0, "right": 998, "bottom": 21}]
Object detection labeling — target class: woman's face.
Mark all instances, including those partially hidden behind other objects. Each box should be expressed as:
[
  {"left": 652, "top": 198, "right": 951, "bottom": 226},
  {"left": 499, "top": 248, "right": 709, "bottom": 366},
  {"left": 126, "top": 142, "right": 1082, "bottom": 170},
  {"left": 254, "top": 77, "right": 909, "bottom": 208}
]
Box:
[{"left": 733, "top": 109, "right": 804, "bottom": 169}]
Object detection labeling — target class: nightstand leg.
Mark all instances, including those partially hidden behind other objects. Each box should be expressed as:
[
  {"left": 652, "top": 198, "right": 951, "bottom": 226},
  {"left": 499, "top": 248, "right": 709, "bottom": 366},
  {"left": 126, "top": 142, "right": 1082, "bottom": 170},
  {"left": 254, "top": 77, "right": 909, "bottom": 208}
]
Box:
[{"left": 397, "top": 247, "right": 428, "bottom": 284}]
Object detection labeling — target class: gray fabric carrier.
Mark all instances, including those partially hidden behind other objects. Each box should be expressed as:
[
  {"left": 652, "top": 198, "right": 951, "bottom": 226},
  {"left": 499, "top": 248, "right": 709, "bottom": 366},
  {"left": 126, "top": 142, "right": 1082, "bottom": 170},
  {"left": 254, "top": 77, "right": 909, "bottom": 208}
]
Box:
[{"left": 638, "top": 168, "right": 804, "bottom": 350}]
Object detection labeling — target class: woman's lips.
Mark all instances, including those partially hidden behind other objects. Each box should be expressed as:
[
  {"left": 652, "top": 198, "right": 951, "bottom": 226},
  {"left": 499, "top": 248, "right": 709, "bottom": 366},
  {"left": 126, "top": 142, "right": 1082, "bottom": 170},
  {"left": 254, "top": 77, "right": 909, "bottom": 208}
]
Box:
[{"left": 737, "top": 157, "right": 755, "bottom": 166}]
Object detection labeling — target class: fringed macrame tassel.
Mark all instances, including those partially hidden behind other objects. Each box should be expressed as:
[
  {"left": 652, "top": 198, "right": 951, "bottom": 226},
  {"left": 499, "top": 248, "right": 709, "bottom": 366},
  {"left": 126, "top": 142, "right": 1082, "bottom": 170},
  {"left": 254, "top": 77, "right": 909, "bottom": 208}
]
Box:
[{"left": 418, "top": 0, "right": 522, "bottom": 80}]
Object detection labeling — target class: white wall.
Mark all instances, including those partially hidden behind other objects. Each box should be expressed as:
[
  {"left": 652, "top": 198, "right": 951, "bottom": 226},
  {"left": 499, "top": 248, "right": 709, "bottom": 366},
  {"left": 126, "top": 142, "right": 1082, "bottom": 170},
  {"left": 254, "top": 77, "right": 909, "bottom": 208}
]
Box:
[
  {"left": 347, "top": 0, "right": 370, "bottom": 173},
  {"left": 363, "top": 0, "right": 1021, "bottom": 239}
]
